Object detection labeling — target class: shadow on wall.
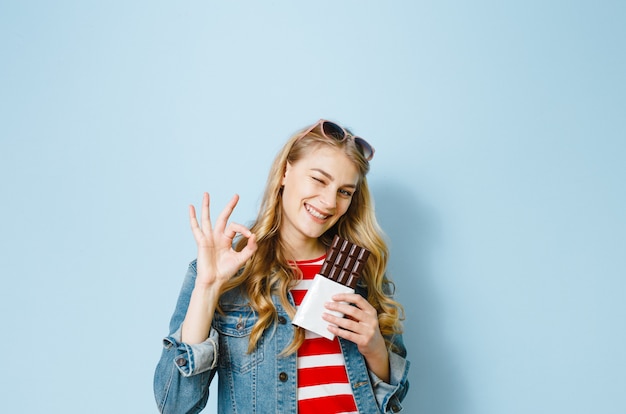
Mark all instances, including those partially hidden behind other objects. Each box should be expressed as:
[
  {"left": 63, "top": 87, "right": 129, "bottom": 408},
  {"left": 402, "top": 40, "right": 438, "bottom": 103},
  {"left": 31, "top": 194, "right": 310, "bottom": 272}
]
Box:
[{"left": 374, "top": 181, "right": 468, "bottom": 414}]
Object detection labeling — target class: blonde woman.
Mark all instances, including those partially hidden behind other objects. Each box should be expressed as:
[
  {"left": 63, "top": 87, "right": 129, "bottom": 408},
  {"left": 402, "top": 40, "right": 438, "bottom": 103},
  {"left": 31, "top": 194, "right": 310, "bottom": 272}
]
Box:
[{"left": 154, "top": 120, "right": 410, "bottom": 413}]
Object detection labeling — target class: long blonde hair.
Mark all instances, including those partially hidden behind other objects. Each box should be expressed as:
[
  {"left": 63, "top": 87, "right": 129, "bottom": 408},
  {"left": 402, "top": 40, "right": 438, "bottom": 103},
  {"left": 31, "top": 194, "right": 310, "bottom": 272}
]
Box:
[{"left": 222, "top": 121, "right": 404, "bottom": 354}]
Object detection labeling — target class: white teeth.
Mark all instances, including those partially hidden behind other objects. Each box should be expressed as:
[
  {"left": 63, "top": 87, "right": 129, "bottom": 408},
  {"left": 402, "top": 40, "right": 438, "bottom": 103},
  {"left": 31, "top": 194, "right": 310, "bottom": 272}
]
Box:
[{"left": 306, "top": 205, "right": 329, "bottom": 220}]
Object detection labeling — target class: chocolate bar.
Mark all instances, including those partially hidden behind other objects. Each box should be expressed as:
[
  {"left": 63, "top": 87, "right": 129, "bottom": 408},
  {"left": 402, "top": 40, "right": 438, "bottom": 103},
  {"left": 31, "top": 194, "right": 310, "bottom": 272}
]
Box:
[
  {"left": 320, "top": 235, "right": 370, "bottom": 289},
  {"left": 291, "top": 235, "right": 371, "bottom": 339}
]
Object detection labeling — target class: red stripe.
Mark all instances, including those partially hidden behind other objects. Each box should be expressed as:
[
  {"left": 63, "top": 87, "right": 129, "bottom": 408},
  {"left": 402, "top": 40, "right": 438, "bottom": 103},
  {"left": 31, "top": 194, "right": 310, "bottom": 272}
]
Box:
[
  {"left": 298, "top": 394, "right": 357, "bottom": 414},
  {"left": 294, "top": 255, "right": 326, "bottom": 265},
  {"left": 291, "top": 290, "right": 307, "bottom": 306},
  {"left": 298, "top": 366, "right": 349, "bottom": 387},
  {"left": 298, "top": 266, "right": 320, "bottom": 279},
  {"left": 298, "top": 337, "right": 342, "bottom": 356}
]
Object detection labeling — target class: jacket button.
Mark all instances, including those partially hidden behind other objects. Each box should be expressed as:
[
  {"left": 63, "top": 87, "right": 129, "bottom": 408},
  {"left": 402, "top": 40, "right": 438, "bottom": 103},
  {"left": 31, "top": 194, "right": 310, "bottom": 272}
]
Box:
[
  {"left": 175, "top": 357, "right": 187, "bottom": 367},
  {"left": 391, "top": 404, "right": 401, "bottom": 412},
  {"left": 278, "top": 316, "right": 287, "bottom": 325},
  {"left": 236, "top": 322, "right": 243, "bottom": 330},
  {"left": 278, "top": 372, "right": 288, "bottom": 382}
]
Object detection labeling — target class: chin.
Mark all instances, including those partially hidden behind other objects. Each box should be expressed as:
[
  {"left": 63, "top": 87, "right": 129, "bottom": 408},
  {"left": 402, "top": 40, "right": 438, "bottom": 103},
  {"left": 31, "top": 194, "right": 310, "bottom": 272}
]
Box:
[{"left": 300, "top": 226, "right": 328, "bottom": 240}]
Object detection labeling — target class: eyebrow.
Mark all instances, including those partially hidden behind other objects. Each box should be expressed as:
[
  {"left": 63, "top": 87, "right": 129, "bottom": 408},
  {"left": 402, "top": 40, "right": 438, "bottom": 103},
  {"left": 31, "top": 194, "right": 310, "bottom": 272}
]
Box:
[{"left": 310, "top": 168, "right": 357, "bottom": 188}]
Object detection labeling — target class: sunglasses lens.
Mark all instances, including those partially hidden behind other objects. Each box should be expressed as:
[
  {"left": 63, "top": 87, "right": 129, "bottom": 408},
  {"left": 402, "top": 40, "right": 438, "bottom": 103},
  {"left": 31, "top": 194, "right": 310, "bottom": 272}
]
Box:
[
  {"left": 354, "top": 137, "right": 374, "bottom": 161},
  {"left": 322, "top": 121, "right": 346, "bottom": 141},
  {"left": 318, "top": 120, "right": 374, "bottom": 161}
]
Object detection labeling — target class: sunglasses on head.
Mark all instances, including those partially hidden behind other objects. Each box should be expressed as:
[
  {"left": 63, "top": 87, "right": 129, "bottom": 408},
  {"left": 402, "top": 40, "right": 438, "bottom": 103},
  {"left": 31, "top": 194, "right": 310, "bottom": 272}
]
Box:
[{"left": 298, "top": 119, "right": 375, "bottom": 161}]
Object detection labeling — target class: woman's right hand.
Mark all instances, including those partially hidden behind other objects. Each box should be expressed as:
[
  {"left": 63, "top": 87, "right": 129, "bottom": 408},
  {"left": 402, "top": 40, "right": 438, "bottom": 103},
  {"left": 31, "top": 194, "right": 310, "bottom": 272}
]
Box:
[{"left": 189, "top": 192, "right": 257, "bottom": 289}]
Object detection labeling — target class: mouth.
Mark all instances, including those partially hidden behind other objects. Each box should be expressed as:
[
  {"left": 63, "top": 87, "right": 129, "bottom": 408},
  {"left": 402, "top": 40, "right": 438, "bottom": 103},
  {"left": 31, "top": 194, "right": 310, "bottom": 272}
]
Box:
[{"left": 305, "top": 203, "right": 331, "bottom": 220}]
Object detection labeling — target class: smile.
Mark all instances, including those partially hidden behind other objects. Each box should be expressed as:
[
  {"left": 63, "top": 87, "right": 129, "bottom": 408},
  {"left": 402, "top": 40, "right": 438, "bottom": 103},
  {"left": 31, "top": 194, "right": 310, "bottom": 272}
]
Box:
[{"left": 305, "top": 204, "right": 330, "bottom": 220}]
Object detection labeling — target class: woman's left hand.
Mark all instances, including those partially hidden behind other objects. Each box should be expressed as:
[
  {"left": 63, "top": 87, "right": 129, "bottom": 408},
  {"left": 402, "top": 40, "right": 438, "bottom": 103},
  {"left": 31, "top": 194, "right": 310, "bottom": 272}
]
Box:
[{"left": 323, "top": 293, "right": 390, "bottom": 382}]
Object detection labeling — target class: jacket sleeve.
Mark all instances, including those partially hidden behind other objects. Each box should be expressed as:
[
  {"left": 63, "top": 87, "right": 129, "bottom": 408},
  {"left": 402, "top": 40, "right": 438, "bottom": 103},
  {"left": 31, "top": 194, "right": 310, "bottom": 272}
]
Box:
[
  {"left": 153, "top": 261, "right": 219, "bottom": 414},
  {"left": 368, "top": 332, "right": 410, "bottom": 413}
]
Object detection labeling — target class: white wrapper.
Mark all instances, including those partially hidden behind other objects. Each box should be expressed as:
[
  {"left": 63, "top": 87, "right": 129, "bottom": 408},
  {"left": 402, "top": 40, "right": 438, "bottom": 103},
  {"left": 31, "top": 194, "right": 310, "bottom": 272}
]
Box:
[{"left": 292, "top": 274, "right": 354, "bottom": 340}]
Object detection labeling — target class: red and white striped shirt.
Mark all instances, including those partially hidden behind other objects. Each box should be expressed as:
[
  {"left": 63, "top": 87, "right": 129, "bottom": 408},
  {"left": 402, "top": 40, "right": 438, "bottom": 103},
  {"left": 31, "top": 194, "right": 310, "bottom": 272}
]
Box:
[{"left": 292, "top": 256, "right": 358, "bottom": 414}]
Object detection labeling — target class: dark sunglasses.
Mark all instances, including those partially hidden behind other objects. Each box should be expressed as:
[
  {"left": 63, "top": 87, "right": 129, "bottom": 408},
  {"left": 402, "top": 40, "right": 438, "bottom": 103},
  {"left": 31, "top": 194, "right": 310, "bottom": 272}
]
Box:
[{"left": 298, "top": 119, "right": 375, "bottom": 161}]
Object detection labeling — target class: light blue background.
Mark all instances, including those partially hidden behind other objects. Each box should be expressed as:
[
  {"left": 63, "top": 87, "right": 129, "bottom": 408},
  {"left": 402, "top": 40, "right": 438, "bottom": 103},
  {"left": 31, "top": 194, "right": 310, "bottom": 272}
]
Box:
[{"left": 1, "top": 1, "right": 625, "bottom": 413}]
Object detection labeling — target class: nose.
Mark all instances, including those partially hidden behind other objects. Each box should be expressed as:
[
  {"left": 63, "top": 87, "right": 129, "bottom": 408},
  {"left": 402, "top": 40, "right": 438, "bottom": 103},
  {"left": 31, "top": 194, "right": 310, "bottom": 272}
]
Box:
[{"left": 319, "top": 187, "right": 337, "bottom": 210}]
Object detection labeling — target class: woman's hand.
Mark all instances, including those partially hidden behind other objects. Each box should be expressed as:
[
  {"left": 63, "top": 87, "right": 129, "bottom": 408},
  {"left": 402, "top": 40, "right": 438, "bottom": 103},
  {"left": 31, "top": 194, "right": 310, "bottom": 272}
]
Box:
[
  {"left": 189, "top": 192, "right": 257, "bottom": 289},
  {"left": 323, "top": 293, "right": 390, "bottom": 382}
]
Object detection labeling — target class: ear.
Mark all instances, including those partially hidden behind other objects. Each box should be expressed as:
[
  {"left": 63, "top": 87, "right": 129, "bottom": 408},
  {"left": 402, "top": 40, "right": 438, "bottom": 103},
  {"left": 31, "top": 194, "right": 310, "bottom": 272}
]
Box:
[{"left": 281, "top": 162, "right": 292, "bottom": 186}]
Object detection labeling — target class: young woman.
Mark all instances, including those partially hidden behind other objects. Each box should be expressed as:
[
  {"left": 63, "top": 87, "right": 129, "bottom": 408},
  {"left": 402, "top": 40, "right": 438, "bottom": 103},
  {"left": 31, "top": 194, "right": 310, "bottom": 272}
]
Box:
[{"left": 154, "top": 120, "right": 410, "bottom": 413}]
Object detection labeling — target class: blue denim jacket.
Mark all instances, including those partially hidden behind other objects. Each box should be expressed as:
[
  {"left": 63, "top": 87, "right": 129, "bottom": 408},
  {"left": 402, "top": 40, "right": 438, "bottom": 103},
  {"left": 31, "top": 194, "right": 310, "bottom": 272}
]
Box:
[{"left": 154, "top": 261, "right": 410, "bottom": 413}]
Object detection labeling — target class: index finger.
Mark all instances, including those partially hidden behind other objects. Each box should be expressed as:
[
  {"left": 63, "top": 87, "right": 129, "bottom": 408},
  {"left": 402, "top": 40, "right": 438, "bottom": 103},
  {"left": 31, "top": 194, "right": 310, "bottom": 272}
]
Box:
[{"left": 331, "top": 293, "right": 370, "bottom": 307}]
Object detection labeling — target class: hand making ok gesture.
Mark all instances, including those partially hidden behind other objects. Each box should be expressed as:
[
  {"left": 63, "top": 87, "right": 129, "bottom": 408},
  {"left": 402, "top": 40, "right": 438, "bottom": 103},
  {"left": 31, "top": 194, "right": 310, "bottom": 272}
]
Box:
[{"left": 189, "top": 192, "right": 258, "bottom": 289}]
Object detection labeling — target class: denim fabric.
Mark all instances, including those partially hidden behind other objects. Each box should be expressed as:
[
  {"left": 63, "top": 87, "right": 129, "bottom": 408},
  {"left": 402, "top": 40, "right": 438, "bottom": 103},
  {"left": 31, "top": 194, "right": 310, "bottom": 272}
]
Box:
[{"left": 154, "top": 260, "right": 410, "bottom": 414}]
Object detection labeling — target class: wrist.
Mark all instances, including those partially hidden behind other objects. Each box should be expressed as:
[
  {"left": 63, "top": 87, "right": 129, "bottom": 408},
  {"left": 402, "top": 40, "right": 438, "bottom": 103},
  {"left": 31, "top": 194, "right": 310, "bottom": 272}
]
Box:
[
  {"left": 363, "top": 346, "right": 390, "bottom": 383},
  {"left": 362, "top": 343, "right": 388, "bottom": 361},
  {"left": 191, "top": 283, "right": 222, "bottom": 301}
]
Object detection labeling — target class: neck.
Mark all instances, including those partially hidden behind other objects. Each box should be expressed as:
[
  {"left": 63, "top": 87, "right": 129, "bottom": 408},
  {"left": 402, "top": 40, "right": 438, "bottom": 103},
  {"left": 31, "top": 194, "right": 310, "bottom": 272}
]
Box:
[{"left": 281, "top": 236, "right": 326, "bottom": 262}]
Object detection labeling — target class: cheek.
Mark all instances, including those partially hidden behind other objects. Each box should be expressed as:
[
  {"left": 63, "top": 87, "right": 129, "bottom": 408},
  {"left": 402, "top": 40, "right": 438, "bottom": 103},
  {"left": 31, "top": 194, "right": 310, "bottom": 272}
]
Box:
[
  {"left": 336, "top": 198, "right": 353, "bottom": 218},
  {"left": 285, "top": 177, "right": 315, "bottom": 198},
  {"left": 281, "top": 180, "right": 305, "bottom": 210}
]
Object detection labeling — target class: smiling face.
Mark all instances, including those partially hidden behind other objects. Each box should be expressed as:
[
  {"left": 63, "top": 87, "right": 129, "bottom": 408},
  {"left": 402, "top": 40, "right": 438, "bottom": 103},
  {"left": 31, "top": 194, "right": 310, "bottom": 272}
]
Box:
[{"left": 279, "top": 145, "right": 360, "bottom": 258}]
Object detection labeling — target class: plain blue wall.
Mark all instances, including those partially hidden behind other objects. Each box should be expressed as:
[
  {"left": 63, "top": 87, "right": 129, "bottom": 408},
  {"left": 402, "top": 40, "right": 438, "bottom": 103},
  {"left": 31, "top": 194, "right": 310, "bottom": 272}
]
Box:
[{"left": 1, "top": 1, "right": 624, "bottom": 413}]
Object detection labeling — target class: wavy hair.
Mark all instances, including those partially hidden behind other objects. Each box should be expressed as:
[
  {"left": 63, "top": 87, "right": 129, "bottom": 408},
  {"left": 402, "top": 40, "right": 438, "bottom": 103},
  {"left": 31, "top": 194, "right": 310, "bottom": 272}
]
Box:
[{"left": 222, "top": 121, "right": 404, "bottom": 354}]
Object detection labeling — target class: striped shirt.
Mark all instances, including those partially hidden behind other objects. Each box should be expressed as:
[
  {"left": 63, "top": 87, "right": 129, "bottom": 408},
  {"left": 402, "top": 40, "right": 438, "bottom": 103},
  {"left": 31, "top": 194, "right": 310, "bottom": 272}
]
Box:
[{"left": 292, "top": 256, "right": 358, "bottom": 414}]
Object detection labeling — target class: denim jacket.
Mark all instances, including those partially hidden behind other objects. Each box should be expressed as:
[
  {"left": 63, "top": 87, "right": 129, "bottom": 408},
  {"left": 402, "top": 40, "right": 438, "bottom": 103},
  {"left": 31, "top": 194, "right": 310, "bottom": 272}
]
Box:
[{"left": 154, "top": 261, "right": 410, "bottom": 413}]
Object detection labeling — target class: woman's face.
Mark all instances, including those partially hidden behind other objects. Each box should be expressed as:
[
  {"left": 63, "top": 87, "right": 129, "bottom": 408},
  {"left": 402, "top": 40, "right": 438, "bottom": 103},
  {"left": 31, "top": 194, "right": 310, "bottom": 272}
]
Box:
[{"left": 280, "top": 145, "right": 360, "bottom": 248}]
